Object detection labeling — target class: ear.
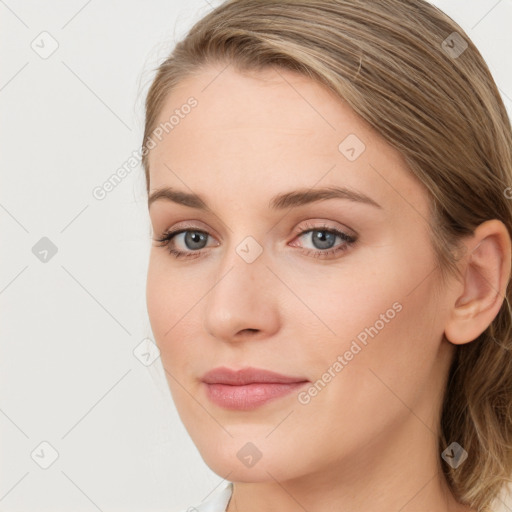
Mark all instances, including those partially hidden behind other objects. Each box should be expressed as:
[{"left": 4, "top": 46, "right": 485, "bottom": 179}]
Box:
[{"left": 444, "top": 219, "right": 511, "bottom": 345}]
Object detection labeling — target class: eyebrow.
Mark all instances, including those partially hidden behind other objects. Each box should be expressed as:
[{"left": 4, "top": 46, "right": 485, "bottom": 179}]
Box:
[{"left": 148, "top": 185, "right": 382, "bottom": 211}]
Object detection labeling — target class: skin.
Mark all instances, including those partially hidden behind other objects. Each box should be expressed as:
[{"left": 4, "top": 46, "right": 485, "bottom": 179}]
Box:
[{"left": 145, "top": 63, "right": 511, "bottom": 512}]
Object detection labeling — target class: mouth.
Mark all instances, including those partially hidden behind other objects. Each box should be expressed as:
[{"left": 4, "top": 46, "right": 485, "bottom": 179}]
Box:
[{"left": 201, "top": 366, "right": 310, "bottom": 410}]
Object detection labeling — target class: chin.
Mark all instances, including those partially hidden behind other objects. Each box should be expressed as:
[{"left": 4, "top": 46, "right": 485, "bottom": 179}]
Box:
[{"left": 196, "top": 440, "right": 304, "bottom": 483}]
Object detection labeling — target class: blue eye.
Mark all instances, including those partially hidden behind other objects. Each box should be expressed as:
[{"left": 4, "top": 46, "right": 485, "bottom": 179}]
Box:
[
  {"left": 154, "top": 224, "right": 356, "bottom": 260},
  {"left": 154, "top": 229, "right": 212, "bottom": 260},
  {"left": 174, "top": 230, "right": 209, "bottom": 251},
  {"left": 299, "top": 229, "right": 344, "bottom": 250},
  {"left": 290, "top": 221, "right": 356, "bottom": 259}
]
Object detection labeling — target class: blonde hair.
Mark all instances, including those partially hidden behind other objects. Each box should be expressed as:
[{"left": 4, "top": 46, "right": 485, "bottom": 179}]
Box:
[{"left": 141, "top": 1, "right": 512, "bottom": 510}]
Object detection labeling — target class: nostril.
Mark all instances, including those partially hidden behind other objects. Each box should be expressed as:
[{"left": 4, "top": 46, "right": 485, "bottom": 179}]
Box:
[{"left": 242, "top": 328, "right": 259, "bottom": 335}]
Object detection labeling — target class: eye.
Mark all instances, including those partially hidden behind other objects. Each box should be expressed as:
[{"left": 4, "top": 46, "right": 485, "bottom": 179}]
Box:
[
  {"left": 289, "top": 221, "right": 357, "bottom": 259},
  {"left": 154, "top": 221, "right": 357, "bottom": 260},
  {"left": 154, "top": 228, "right": 216, "bottom": 260}
]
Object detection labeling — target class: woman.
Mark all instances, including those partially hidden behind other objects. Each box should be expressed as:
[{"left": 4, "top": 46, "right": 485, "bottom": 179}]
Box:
[{"left": 142, "top": 1, "right": 512, "bottom": 511}]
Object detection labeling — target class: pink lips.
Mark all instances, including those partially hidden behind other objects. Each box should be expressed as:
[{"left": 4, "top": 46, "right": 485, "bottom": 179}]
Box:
[{"left": 201, "top": 366, "right": 309, "bottom": 410}]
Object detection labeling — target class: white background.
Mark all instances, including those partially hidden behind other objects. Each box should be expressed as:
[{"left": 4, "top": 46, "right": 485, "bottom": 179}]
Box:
[{"left": 1, "top": 1, "right": 511, "bottom": 511}]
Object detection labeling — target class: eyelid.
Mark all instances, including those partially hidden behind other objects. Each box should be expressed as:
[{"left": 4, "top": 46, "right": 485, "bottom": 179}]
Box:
[
  {"left": 291, "top": 219, "right": 357, "bottom": 239},
  {"left": 160, "top": 220, "right": 221, "bottom": 240},
  {"left": 158, "top": 219, "right": 354, "bottom": 244}
]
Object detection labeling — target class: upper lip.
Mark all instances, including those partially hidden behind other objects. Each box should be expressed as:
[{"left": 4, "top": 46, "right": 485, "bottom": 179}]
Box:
[{"left": 201, "top": 366, "right": 309, "bottom": 385}]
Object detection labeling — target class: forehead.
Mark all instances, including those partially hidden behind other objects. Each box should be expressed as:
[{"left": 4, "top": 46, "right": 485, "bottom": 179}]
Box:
[
  {"left": 150, "top": 64, "right": 375, "bottom": 158},
  {"left": 147, "top": 64, "right": 427, "bottom": 216}
]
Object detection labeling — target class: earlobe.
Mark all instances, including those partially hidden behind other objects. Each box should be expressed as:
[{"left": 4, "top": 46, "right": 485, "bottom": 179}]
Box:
[{"left": 444, "top": 219, "right": 511, "bottom": 345}]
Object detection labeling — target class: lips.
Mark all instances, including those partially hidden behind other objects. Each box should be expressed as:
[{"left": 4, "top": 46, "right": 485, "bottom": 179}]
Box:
[
  {"left": 201, "top": 366, "right": 308, "bottom": 385},
  {"left": 201, "top": 366, "right": 309, "bottom": 410}
]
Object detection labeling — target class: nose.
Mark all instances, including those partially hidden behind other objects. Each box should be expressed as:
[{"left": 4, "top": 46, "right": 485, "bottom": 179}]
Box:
[{"left": 203, "top": 246, "right": 280, "bottom": 343}]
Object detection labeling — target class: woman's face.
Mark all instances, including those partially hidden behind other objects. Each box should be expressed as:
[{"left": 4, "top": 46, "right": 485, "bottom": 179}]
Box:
[{"left": 146, "top": 64, "right": 457, "bottom": 483}]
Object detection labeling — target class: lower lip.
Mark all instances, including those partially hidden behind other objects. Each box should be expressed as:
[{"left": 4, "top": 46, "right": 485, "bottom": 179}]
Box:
[{"left": 203, "top": 381, "right": 308, "bottom": 410}]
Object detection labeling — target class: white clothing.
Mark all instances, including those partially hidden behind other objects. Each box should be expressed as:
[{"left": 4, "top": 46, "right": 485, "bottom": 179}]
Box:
[{"left": 176, "top": 481, "right": 233, "bottom": 512}]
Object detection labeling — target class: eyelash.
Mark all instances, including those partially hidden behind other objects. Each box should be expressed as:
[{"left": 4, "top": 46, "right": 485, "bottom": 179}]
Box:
[{"left": 154, "top": 221, "right": 357, "bottom": 261}]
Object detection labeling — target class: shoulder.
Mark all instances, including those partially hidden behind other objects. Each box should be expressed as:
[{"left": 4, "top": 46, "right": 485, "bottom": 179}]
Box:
[{"left": 174, "top": 481, "right": 233, "bottom": 512}]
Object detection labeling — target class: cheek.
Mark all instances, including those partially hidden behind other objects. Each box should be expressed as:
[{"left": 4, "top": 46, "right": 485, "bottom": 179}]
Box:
[
  {"left": 304, "top": 268, "right": 443, "bottom": 425},
  {"left": 146, "top": 251, "right": 215, "bottom": 392},
  {"left": 284, "top": 244, "right": 441, "bottom": 382},
  {"left": 146, "top": 255, "right": 172, "bottom": 335},
  {"left": 286, "top": 284, "right": 440, "bottom": 460},
  {"left": 146, "top": 253, "right": 196, "bottom": 353},
  {"left": 146, "top": 251, "right": 197, "bottom": 320},
  {"left": 274, "top": 257, "right": 400, "bottom": 345}
]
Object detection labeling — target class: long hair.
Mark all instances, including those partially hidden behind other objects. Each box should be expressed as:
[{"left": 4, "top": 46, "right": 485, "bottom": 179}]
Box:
[{"left": 141, "top": 2, "right": 512, "bottom": 510}]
